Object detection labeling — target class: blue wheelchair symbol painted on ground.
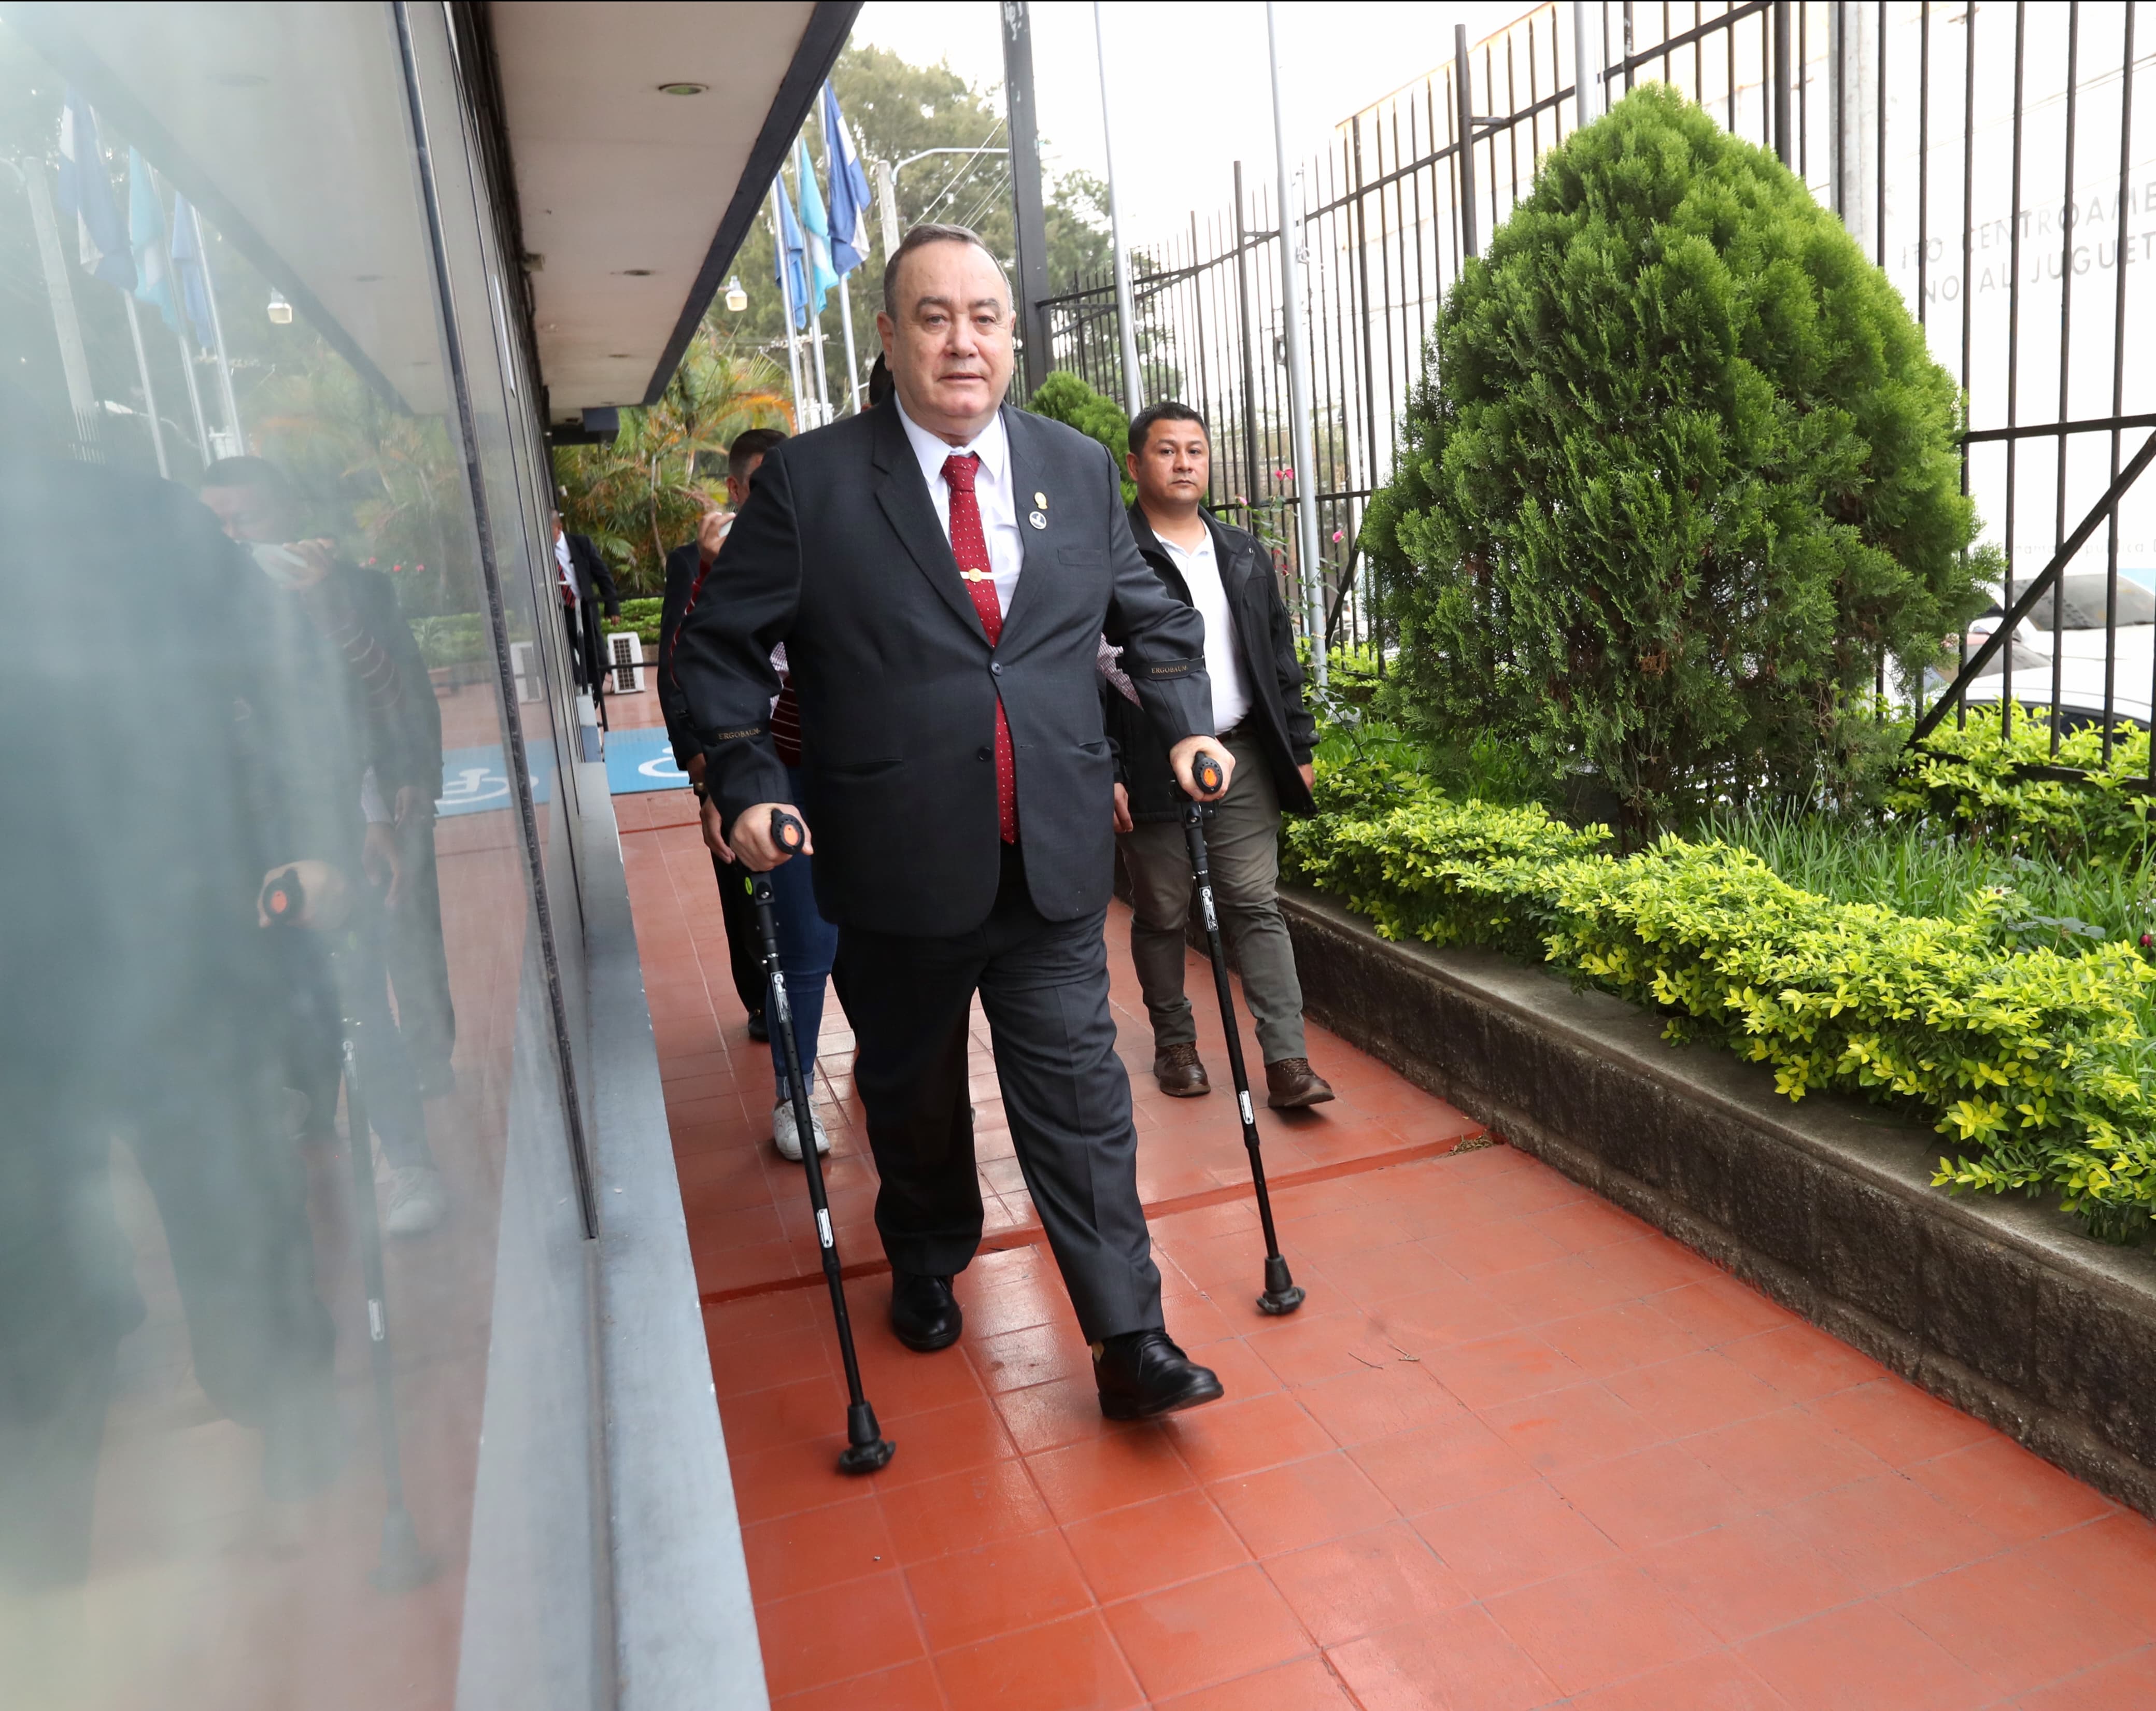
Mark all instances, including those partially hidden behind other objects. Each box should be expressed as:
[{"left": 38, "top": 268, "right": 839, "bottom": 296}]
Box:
[
  {"left": 435, "top": 743, "right": 554, "bottom": 817},
  {"left": 604, "top": 727, "right": 694, "bottom": 796}
]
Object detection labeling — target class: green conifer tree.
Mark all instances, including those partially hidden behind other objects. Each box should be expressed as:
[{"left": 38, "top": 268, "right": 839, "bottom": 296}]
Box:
[{"left": 1363, "top": 86, "right": 1993, "bottom": 832}]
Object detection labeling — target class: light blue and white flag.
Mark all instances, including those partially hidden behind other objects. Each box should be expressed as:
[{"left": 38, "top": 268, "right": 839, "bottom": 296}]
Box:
[
  {"left": 56, "top": 89, "right": 135, "bottom": 290},
  {"left": 127, "top": 149, "right": 178, "bottom": 331},
  {"left": 773, "top": 173, "right": 810, "bottom": 330},
  {"left": 820, "top": 82, "right": 872, "bottom": 276},
  {"left": 792, "top": 138, "right": 841, "bottom": 317},
  {"left": 168, "top": 193, "right": 216, "bottom": 350}
]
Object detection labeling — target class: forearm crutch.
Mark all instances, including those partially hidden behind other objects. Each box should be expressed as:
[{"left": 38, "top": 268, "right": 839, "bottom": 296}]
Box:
[
  {"left": 262, "top": 869, "right": 436, "bottom": 1591},
  {"left": 749, "top": 811, "right": 895, "bottom": 1475},
  {"left": 1182, "top": 754, "right": 1305, "bottom": 1317}
]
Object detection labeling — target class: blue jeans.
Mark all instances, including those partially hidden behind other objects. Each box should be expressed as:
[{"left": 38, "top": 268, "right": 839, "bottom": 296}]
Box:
[{"left": 767, "top": 766, "right": 838, "bottom": 1102}]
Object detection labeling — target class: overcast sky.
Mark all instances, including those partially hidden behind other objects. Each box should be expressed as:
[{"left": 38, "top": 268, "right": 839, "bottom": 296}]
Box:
[{"left": 850, "top": 1, "right": 1533, "bottom": 246}]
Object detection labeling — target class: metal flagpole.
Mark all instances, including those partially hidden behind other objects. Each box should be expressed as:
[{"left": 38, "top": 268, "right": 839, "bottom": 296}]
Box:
[
  {"left": 120, "top": 292, "right": 169, "bottom": 476},
  {"left": 1267, "top": 2, "right": 1326, "bottom": 687},
  {"left": 149, "top": 173, "right": 209, "bottom": 461},
  {"left": 1094, "top": 0, "right": 1144, "bottom": 415},
  {"left": 17, "top": 160, "right": 98, "bottom": 453},
  {"left": 836, "top": 282, "right": 861, "bottom": 412},
  {"left": 189, "top": 202, "right": 243, "bottom": 454},
  {"left": 171, "top": 313, "right": 210, "bottom": 464},
  {"left": 1574, "top": 0, "right": 1601, "bottom": 129},
  {"left": 807, "top": 292, "right": 832, "bottom": 421},
  {"left": 769, "top": 191, "right": 808, "bottom": 425}
]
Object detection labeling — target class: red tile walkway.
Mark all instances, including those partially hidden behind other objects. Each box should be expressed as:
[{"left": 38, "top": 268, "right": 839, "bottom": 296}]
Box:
[{"left": 614, "top": 701, "right": 2156, "bottom": 1708}]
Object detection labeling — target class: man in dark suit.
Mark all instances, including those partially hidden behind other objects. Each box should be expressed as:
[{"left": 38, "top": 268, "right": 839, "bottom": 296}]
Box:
[
  {"left": 1106, "top": 403, "right": 1333, "bottom": 1108},
  {"left": 551, "top": 514, "right": 620, "bottom": 700},
  {"left": 657, "top": 429, "right": 791, "bottom": 1043},
  {"left": 675, "top": 222, "right": 1233, "bottom": 1419}
]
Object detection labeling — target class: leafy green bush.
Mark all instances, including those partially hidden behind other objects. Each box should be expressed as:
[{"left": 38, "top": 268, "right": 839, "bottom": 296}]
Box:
[
  {"left": 411, "top": 613, "right": 488, "bottom": 670},
  {"left": 1363, "top": 85, "right": 1991, "bottom": 835},
  {"left": 1028, "top": 371, "right": 1136, "bottom": 504},
  {"left": 1288, "top": 791, "right": 2156, "bottom": 1241},
  {"left": 612, "top": 596, "right": 665, "bottom": 649},
  {"left": 1892, "top": 703, "right": 2156, "bottom": 870}
]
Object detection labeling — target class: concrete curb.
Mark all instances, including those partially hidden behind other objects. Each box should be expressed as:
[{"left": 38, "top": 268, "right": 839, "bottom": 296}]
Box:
[{"left": 1280, "top": 884, "right": 2156, "bottom": 1519}]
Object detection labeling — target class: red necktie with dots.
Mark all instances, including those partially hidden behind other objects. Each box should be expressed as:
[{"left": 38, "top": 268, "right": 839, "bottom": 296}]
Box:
[{"left": 942, "top": 453, "right": 1016, "bottom": 842}]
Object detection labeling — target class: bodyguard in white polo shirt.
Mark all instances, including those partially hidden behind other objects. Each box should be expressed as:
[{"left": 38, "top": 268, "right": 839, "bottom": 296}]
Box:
[{"left": 1104, "top": 402, "right": 1334, "bottom": 1109}]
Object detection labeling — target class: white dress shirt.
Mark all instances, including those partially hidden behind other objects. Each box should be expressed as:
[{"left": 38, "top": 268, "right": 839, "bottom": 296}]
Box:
[
  {"left": 1157, "top": 525, "right": 1251, "bottom": 732},
  {"left": 896, "top": 400, "right": 1025, "bottom": 617},
  {"left": 553, "top": 531, "right": 578, "bottom": 606}
]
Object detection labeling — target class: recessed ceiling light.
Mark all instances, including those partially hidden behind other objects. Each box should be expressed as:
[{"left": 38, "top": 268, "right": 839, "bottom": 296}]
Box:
[
  {"left": 608, "top": 353, "right": 632, "bottom": 359},
  {"left": 658, "top": 81, "right": 709, "bottom": 96},
  {"left": 618, "top": 268, "right": 654, "bottom": 277}
]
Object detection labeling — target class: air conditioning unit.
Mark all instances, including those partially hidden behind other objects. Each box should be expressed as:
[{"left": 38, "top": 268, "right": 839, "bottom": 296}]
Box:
[{"left": 606, "top": 630, "right": 645, "bottom": 694}]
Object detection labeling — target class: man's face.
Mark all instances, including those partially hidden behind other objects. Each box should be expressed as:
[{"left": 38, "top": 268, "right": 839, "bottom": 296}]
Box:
[
  {"left": 200, "top": 483, "right": 290, "bottom": 544},
  {"left": 1129, "top": 418, "right": 1210, "bottom": 511},
  {"left": 874, "top": 239, "right": 1014, "bottom": 435},
  {"left": 724, "top": 453, "right": 765, "bottom": 508}
]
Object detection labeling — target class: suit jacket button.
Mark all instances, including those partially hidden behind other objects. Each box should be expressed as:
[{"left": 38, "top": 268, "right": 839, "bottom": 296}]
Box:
[
  {"left": 976, "top": 746, "right": 991, "bottom": 761},
  {"left": 990, "top": 661, "right": 1002, "bottom": 675}
]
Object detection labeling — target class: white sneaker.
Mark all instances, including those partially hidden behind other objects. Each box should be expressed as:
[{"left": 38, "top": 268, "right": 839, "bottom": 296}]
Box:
[
  {"left": 773, "top": 1100, "right": 829, "bottom": 1162},
  {"left": 381, "top": 1163, "right": 447, "bottom": 1235}
]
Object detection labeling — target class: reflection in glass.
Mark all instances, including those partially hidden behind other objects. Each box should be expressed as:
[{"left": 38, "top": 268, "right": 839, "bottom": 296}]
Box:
[{"left": 0, "top": 10, "right": 594, "bottom": 1704}]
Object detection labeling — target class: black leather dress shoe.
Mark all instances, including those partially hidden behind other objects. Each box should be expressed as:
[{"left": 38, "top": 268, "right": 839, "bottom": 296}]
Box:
[
  {"left": 889, "top": 1271, "right": 962, "bottom": 1352},
  {"left": 746, "top": 1009, "right": 769, "bottom": 1043},
  {"left": 1093, "top": 1330, "right": 1225, "bottom": 1420}
]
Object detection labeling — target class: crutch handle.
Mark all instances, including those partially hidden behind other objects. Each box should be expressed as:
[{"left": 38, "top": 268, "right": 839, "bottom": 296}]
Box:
[
  {"left": 1190, "top": 748, "right": 1226, "bottom": 798},
  {"left": 261, "top": 867, "right": 304, "bottom": 926},
  {"left": 770, "top": 808, "right": 806, "bottom": 854}
]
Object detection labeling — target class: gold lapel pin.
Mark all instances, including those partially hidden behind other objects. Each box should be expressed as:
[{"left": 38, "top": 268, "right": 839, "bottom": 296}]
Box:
[{"left": 1034, "top": 490, "right": 1047, "bottom": 510}]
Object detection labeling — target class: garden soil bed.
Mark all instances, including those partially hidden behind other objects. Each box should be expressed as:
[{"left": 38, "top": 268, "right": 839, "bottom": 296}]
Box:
[{"left": 1279, "top": 883, "right": 2156, "bottom": 1518}]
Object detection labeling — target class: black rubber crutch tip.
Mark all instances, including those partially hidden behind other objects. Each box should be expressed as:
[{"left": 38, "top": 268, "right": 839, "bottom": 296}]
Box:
[
  {"left": 1257, "top": 1254, "right": 1306, "bottom": 1316},
  {"left": 836, "top": 1400, "right": 897, "bottom": 1475}
]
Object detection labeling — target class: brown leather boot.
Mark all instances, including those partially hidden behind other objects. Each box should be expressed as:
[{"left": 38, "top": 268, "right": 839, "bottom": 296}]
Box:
[
  {"left": 1265, "top": 1057, "right": 1335, "bottom": 1108},
  {"left": 1153, "top": 1042, "right": 1211, "bottom": 1097}
]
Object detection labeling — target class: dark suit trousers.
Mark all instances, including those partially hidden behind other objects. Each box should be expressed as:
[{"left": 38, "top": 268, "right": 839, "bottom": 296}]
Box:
[{"left": 837, "top": 844, "right": 1163, "bottom": 1342}]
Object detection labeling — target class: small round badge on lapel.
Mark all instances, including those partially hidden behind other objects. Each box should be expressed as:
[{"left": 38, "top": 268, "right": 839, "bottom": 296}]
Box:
[{"left": 1028, "top": 510, "right": 1047, "bottom": 530}]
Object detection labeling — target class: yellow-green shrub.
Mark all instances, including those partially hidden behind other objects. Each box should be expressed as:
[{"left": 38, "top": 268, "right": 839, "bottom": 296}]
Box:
[
  {"left": 1288, "top": 791, "right": 2156, "bottom": 1240},
  {"left": 1892, "top": 703, "right": 2156, "bottom": 869}
]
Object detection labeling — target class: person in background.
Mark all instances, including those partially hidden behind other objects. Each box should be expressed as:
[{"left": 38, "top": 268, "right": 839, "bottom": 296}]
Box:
[
  {"left": 1107, "top": 403, "right": 1333, "bottom": 1109},
  {"left": 199, "top": 458, "right": 450, "bottom": 1234},
  {"left": 657, "top": 428, "right": 788, "bottom": 1050},
  {"left": 675, "top": 223, "right": 1231, "bottom": 1421},
  {"left": 2, "top": 445, "right": 344, "bottom": 1590},
  {"left": 552, "top": 513, "right": 620, "bottom": 703}
]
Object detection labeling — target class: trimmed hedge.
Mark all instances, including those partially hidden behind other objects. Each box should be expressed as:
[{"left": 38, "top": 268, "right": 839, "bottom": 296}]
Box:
[
  {"left": 1892, "top": 703, "right": 2156, "bottom": 870},
  {"left": 1287, "top": 763, "right": 2156, "bottom": 1242},
  {"left": 612, "top": 597, "right": 664, "bottom": 648}
]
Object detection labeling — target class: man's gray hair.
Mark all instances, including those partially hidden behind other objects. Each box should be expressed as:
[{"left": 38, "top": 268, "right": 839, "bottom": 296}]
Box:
[{"left": 881, "top": 222, "right": 1012, "bottom": 317}]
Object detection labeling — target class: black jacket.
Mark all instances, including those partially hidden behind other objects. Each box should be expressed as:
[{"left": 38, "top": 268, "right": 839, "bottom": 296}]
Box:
[
  {"left": 656, "top": 538, "right": 706, "bottom": 771},
  {"left": 673, "top": 402, "right": 1213, "bottom": 937},
  {"left": 1105, "top": 504, "right": 1316, "bottom": 824},
  {"left": 565, "top": 531, "right": 620, "bottom": 616},
  {"left": 562, "top": 531, "right": 619, "bottom": 699}
]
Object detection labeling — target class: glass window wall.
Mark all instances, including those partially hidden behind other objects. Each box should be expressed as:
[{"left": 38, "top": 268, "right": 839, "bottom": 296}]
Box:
[{"left": 0, "top": 5, "right": 603, "bottom": 1705}]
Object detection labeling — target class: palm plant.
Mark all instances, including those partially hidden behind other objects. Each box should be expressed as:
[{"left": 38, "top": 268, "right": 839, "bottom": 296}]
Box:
[{"left": 554, "top": 327, "right": 792, "bottom": 595}]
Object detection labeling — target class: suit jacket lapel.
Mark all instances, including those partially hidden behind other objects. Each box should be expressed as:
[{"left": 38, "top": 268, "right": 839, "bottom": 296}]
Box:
[
  {"left": 870, "top": 402, "right": 988, "bottom": 643},
  {"left": 997, "top": 406, "right": 1046, "bottom": 643}
]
